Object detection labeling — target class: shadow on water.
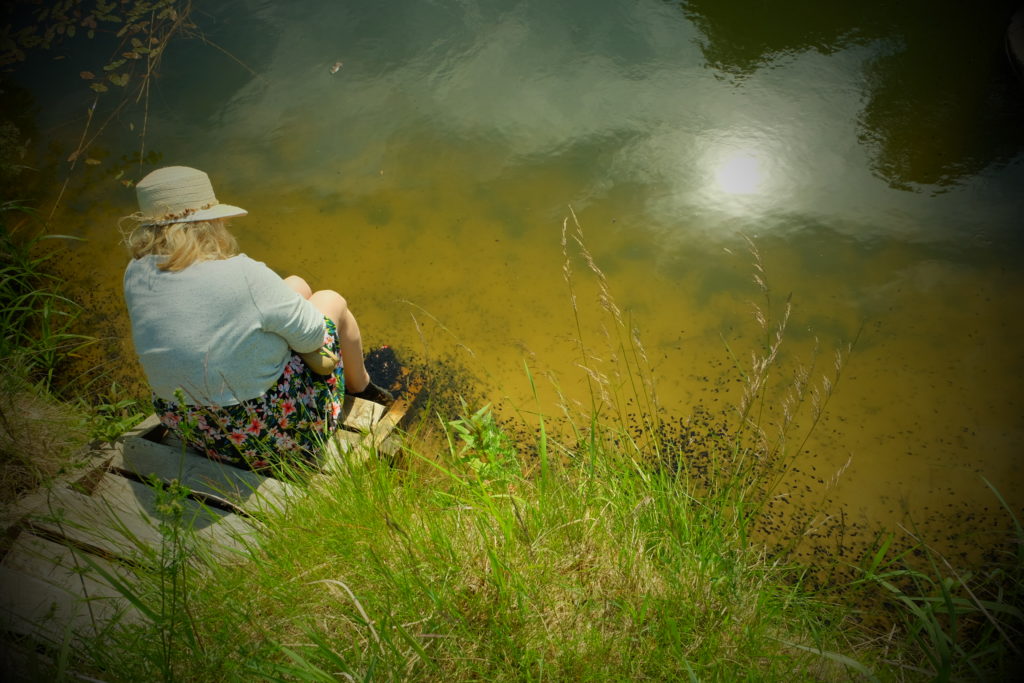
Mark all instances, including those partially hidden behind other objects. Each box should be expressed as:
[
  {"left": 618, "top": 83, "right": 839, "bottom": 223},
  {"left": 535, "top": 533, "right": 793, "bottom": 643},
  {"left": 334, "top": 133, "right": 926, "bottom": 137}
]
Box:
[{"left": 678, "top": 0, "right": 1024, "bottom": 191}]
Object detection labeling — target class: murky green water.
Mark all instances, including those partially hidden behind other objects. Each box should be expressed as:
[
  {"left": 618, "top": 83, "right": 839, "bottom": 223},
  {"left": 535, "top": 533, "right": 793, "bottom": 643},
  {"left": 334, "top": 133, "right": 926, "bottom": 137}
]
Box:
[{"left": 9, "top": 0, "right": 1024, "bottom": 562}]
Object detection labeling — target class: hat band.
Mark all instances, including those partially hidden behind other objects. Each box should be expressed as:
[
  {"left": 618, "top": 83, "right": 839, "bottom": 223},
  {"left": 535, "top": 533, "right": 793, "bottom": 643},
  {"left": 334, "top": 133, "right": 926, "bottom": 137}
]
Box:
[{"left": 142, "top": 201, "right": 218, "bottom": 227}]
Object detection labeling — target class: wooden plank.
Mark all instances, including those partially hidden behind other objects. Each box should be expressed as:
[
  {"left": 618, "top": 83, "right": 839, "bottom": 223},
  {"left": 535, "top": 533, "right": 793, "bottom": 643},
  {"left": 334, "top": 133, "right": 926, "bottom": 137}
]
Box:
[
  {"left": 0, "top": 533, "right": 144, "bottom": 646},
  {"left": 366, "top": 374, "right": 424, "bottom": 455},
  {"left": 0, "top": 566, "right": 117, "bottom": 647},
  {"left": 0, "top": 451, "right": 112, "bottom": 535},
  {"left": 341, "top": 396, "right": 386, "bottom": 432},
  {"left": 25, "top": 474, "right": 254, "bottom": 565},
  {"left": 124, "top": 413, "right": 162, "bottom": 439},
  {"left": 89, "top": 474, "right": 258, "bottom": 562},
  {"left": 0, "top": 533, "right": 144, "bottom": 644},
  {"left": 320, "top": 380, "right": 425, "bottom": 472},
  {"left": 319, "top": 430, "right": 368, "bottom": 474},
  {"left": 3, "top": 533, "right": 136, "bottom": 596},
  {"left": 110, "top": 437, "right": 298, "bottom": 515}
]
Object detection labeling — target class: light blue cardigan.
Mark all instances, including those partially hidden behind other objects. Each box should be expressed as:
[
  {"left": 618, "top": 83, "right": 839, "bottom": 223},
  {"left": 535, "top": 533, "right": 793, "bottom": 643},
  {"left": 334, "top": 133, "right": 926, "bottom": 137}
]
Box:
[{"left": 124, "top": 254, "right": 325, "bottom": 406}]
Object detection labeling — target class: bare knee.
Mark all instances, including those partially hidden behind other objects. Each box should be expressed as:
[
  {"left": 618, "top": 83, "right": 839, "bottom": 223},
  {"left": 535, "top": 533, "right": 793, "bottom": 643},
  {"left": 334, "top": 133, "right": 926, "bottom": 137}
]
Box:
[
  {"left": 283, "top": 275, "right": 313, "bottom": 299},
  {"left": 308, "top": 289, "right": 349, "bottom": 325}
]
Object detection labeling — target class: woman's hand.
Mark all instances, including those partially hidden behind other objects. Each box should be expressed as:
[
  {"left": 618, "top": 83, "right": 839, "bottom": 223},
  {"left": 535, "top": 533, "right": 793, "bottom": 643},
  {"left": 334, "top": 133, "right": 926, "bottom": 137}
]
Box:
[{"left": 299, "top": 346, "right": 339, "bottom": 376}]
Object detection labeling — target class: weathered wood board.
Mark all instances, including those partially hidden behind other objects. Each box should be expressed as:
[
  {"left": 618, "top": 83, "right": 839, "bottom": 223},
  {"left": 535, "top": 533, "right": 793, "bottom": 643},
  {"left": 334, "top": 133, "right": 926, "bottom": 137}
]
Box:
[
  {"left": 109, "top": 437, "right": 298, "bottom": 515},
  {"left": 25, "top": 473, "right": 255, "bottom": 565},
  {"left": 0, "top": 533, "right": 143, "bottom": 645}
]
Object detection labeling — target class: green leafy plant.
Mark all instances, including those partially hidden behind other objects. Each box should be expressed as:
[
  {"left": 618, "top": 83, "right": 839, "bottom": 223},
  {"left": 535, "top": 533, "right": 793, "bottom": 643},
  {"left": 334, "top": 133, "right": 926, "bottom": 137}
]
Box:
[
  {"left": 446, "top": 403, "right": 521, "bottom": 490},
  {"left": 88, "top": 382, "right": 147, "bottom": 443}
]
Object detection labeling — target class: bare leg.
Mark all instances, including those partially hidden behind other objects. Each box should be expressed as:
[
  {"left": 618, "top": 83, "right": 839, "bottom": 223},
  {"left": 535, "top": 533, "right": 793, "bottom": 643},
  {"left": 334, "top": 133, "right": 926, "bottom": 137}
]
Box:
[
  {"left": 308, "top": 290, "right": 371, "bottom": 393},
  {"left": 283, "top": 276, "right": 338, "bottom": 375},
  {"left": 283, "top": 275, "right": 313, "bottom": 299}
]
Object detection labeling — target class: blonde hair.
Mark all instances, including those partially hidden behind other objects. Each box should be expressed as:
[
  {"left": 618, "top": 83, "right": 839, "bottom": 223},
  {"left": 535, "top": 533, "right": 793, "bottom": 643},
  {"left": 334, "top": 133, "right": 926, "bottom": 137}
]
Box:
[{"left": 122, "top": 219, "right": 239, "bottom": 271}]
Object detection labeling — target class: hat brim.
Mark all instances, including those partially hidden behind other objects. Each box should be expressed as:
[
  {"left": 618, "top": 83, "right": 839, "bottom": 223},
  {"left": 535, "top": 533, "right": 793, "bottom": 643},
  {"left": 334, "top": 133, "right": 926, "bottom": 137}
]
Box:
[{"left": 142, "top": 203, "right": 248, "bottom": 227}]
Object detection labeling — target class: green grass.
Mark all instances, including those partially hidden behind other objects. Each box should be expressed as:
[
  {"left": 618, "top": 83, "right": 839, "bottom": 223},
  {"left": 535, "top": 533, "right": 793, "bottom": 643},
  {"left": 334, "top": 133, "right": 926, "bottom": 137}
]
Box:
[
  {"left": 1, "top": 202, "right": 95, "bottom": 502},
  {"left": 0, "top": 200, "right": 146, "bottom": 504},
  {"left": 75, "top": 407, "right": 862, "bottom": 682},
  {"left": 0, "top": 201, "right": 90, "bottom": 390}
]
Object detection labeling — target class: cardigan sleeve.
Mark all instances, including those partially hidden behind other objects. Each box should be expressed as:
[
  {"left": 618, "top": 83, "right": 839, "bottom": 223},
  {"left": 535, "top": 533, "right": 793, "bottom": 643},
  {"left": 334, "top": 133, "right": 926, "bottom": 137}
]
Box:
[{"left": 239, "top": 256, "right": 326, "bottom": 353}]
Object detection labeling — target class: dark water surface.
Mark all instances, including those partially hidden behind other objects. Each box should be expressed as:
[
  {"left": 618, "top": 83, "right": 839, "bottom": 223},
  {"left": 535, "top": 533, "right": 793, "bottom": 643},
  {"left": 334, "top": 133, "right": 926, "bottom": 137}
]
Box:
[{"left": 10, "top": 0, "right": 1024, "bottom": 562}]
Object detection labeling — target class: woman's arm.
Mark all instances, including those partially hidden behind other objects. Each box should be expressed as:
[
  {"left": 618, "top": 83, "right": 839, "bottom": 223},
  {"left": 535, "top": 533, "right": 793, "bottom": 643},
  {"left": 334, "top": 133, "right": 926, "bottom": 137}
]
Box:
[{"left": 298, "top": 346, "right": 338, "bottom": 376}]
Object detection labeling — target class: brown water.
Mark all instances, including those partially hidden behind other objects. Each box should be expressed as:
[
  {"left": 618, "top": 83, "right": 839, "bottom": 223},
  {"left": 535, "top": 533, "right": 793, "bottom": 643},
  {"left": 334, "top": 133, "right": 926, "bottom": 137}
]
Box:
[{"left": 10, "top": 0, "right": 1024, "bottom": 563}]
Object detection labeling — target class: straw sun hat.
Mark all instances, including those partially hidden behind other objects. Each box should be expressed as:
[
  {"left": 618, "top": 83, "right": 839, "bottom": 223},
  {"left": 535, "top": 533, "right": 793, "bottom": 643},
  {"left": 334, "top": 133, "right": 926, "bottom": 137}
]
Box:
[{"left": 134, "top": 166, "right": 247, "bottom": 227}]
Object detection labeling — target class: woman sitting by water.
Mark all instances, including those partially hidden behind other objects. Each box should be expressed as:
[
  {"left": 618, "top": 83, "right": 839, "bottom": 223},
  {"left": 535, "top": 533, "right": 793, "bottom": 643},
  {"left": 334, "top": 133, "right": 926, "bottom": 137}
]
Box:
[{"left": 122, "top": 165, "right": 392, "bottom": 471}]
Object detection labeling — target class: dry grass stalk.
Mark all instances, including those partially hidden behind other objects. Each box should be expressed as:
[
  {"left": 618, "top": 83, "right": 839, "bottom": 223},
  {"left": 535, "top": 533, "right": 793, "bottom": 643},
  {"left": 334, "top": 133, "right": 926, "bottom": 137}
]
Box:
[{"left": 0, "top": 366, "right": 89, "bottom": 506}]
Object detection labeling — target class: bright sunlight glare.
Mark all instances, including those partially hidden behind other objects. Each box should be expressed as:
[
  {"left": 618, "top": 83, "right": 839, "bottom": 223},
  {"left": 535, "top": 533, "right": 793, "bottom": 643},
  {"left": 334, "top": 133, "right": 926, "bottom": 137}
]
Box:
[{"left": 714, "top": 152, "right": 764, "bottom": 195}]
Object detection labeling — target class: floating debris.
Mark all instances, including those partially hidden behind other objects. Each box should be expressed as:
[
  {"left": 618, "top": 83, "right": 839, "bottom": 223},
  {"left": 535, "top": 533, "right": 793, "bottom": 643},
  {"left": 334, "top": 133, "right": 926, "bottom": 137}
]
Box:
[{"left": 329, "top": 61, "right": 343, "bottom": 74}]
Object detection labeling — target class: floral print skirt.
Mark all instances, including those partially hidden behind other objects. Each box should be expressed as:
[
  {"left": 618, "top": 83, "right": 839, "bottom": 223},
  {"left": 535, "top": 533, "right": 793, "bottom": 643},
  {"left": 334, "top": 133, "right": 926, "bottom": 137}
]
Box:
[{"left": 152, "top": 317, "right": 345, "bottom": 472}]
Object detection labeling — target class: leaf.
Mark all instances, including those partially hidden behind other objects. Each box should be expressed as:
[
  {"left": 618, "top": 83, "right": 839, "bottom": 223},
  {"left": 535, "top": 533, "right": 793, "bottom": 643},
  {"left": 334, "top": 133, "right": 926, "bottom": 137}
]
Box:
[
  {"left": 67, "top": 25, "right": 76, "bottom": 38},
  {"left": 85, "top": 158, "right": 101, "bottom": 166},
  {"left": 123, "top": 51, "right": 140, "bottom": 59},
  {"left": 89, "top": 82, "right": 108, "bottom": 92},
  {"left": 120, "top": 179, "right": 134, "bottom": 188},
  {"left": 79, "top": 71, "right": 94, "bottom": 80},
  {"left": 108, "top": 73, "right": 130, "bottom": 87},
  {"left": 131, "top": 37, "right": 143, "bottom": 48},
  {"left": 103, "top": 58, "right": 126, "bottom": 71}
]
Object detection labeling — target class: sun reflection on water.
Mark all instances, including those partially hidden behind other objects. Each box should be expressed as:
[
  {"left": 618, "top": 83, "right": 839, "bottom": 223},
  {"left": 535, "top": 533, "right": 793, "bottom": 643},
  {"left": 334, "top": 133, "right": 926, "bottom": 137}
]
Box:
[{"left": 714, "top": 151, "right": 764, "bottom": 195}]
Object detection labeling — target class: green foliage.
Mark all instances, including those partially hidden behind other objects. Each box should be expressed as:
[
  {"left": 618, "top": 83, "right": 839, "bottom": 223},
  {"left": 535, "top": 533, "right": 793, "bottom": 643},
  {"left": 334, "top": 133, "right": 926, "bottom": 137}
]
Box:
[
  {"left": 0, "top": 361, "right": 91, "bottom": 500},
  {"left": 0, "top": 119, "right": 29, "bottom": 181},
  {"left": 75, "top": 416, "right": 857, "bottom": 682},
  {"left": 446, "top": 403, "right": 521, "bottom": 490},
  {"left": 2, "top": 1, "right": 195, "bottom": 184},
  {"left": 87, "top": 382, "right": 147, "bottom": 444},
  {"left": 854, "top": 483, "right": 1024, "bottom": 680},
  {"left": 0, "top": 201, "right": 91, "bottom": 390},
  {"left": 1, "top": 0, "right": 192, "bottom": 68}
]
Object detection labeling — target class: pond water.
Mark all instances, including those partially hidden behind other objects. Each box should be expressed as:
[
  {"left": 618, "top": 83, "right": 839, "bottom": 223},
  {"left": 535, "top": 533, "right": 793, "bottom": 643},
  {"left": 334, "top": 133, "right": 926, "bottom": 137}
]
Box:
[{"left": 9, "top": 0, "right": 1024, "bottom": 564}]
